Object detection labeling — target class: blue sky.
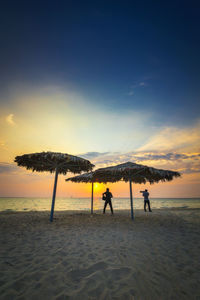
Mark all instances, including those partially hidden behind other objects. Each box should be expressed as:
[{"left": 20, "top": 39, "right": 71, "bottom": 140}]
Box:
[
  {"left": 1, "top": 1, "right": 200, "bottom": 125},
  {"left": 0, "top": 1, "right": 200, "bottom": 197}
]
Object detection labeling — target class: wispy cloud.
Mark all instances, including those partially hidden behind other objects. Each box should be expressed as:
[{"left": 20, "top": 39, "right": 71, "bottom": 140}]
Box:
[
  {"left": 80, "top": 152, "right": 109, "bottom": 159},
  {"left": 127, "top": 79, "right": 149, "bottom": 96},
  {"left": 91, "top": 151, "right": 200, "bottom": 174},
  {"left": 0, "top": 162, "right": 53, "bottom": 181},
  {"left": 80, "top": 122, "right": 200, "bottom": 175},
  {"left": 0, "top": 162, "right": 19, "bottom": 174},
  {"left": 82, "top": 147, "right": 200, "bottom": 176},
  {"left": 138, "top": 125, "right": 200, "bottom": 152},
  {"left": 139, "top": 82, "right": 147, "bottom": 87},
  {"left": 127, "top": 91, "right": 134, "bottom": 96},
  {"left": 178, "top": 168, "right": 200, "bottom": 174},
  {"left": 5, "top": 114, "right": 15, "bottom": 126},
  {"left": 130, "top": 152, "right": 200, "bottom": 161}
]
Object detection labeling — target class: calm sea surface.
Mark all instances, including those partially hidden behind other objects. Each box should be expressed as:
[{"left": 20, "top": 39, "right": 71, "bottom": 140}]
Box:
[{"left": 0, "top": 197, "right": 200, "bottom": 212}]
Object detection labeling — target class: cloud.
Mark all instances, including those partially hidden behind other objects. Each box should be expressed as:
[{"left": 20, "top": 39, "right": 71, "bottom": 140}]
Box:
[
  {"left": 0, "top": 162, "right": 53, "bottom": 182},
  {"left": 129, "top": 152, "right": 200, "bottom": 161},
  {"left": 85, "top": 150, "right": 200, "bottom": 175},
  {"left": 6, "top": 114, "right": 15, "bottom": 125},
  {"left": 178, "top": 168, "right": 200, "bottom": 174},
  {"left": 80, "top": 152, "right": 109, "bottom": 159},
  {"left": 127, "top": 91, "right": 134, "bottom": 96},
  {"left": 0, "top": 162, "right": 19, "bottom": 174},
  {"left": 1, "top": 149, "right": 199, "bottom": 176},
  {"left": 131, "top": 81, "right": 149, "bottom": 89},
  {"left": 127, "top": 79, "right": 149, "bottom": 96},
  {"left": 95, "top": 151, "right": 199, "bottom": 163},
  {"left": 138, "top": 124, "right": 200, "bottom": 152}
]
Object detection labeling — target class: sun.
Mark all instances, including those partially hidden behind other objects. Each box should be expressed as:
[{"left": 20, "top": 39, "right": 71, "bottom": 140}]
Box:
[
  {"left": 91, "top": 183, "right": 107, "bottom": 195},
  {"left": 94, "top": 183, "right": 100, "bottom": 190}
]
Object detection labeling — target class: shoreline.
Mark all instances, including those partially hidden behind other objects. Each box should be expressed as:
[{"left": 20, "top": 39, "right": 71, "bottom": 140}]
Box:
[{"left": 0, "top": 207, "right": 200, "bottom": 217}]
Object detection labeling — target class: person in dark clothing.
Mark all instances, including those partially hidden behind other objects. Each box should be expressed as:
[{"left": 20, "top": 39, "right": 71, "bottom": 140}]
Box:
[
  {"left": 140, "top": 189, "right": 152, "bottom": 212},
  {"left": 102, "top": 188, "right": 113, "bottom": 214}
]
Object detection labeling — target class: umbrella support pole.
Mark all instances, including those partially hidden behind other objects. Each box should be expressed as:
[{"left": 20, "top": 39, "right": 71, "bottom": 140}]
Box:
[
  {"left": 129, "top": 179, "right": 134, "bottom": 220},
  {"left": 91, "top": 182, "right": 94, "bottom": 214},
  {"left": 50, "top": 168, "right": 59, "bottom": 222}
]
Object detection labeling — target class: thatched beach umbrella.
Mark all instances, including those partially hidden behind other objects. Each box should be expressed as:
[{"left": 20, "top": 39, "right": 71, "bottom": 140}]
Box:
[
  {"left": 15, "top": 152, "right": 94, "bottom": 221},
  {"left": 66, "top": 162, "right": 180, "bottom": 219}
]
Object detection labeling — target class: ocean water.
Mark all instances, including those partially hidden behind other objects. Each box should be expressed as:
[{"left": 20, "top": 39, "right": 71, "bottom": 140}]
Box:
[{"left": 0, "top": 197, "right": 200, "bottom": 212}]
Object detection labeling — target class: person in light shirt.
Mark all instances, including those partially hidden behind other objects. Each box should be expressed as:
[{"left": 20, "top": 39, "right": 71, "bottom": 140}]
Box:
[{"left": 140, "top": 189, "right": 152, "bottom": 212}]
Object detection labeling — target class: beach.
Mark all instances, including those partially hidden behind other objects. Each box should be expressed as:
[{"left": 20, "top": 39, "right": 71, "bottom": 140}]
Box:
[{"left": 0, "top": 209, "right": 199, "bottom": 300}]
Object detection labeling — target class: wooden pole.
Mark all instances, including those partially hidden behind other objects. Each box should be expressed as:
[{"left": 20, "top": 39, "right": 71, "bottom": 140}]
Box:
[
  {"left": 91, "top": 182, "right": 94, "bottom": 214},
  {"left": 50, "top": 168, "right": 59, "bottom": 222},
  {"left": 129, "top": 179, "right": 134, "bottom": 220}
]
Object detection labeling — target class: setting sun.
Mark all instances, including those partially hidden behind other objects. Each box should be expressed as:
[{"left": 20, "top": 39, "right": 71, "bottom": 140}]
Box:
[
  {"left": 93, "top": 183, "right": 106, "bottom": 194},
  {"left": 94, "top": 183, "right": 100, "bottom": 189}
]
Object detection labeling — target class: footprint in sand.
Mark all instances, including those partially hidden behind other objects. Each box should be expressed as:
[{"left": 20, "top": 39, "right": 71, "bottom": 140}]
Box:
[
  {"left": 106, "top": 267, "right": 131, "bottom": 281},
  {"left": 67, "top": 261, "right": 108, "bottom": 282}
]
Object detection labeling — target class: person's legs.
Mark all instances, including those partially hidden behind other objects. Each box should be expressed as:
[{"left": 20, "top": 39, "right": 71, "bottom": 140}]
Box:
[
  {"left": 108, "top": 201, "right": 113, "bottom": 214},
  {"left": 144, "top": 201, "right": 147, "bottom": 212},
  {"left": 103, "top": 201, "right": 108, "bottom": 213},
  {"left": 147, "top": 200, "right": 152, "bottom": 212}
]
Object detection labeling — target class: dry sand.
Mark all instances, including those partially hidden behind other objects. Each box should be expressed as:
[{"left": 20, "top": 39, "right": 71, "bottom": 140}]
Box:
[{"left": 0, "top": 209, "right": 199, "bottom": 300}]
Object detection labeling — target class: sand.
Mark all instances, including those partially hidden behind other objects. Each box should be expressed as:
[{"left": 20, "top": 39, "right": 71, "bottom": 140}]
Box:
[{"left": 0, "top": 209, "right": 199, "bottom": 300}]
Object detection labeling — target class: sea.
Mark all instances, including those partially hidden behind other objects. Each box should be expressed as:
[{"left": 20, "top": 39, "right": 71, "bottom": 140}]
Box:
[{"left": 0, "top": 197, "right": 200, "bottom": 212}]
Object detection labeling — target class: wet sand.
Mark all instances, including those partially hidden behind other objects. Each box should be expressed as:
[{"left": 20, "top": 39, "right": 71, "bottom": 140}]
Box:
[{"left": 0, "top": 209, "right": 199, "bottom": 299}]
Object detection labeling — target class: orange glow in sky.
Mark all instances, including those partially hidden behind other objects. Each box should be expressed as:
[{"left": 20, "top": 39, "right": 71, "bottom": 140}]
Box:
[{"left": 0, "top": 88, "right": 200, "bottom": 198}]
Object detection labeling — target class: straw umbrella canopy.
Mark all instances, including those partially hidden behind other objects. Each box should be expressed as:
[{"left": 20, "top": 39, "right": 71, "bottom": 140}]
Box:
[
  {"left": 15, "top": 152, "right": 94, "bottom": 221},
  {"left": 66, "top": 162, "right": 180, "bottom": 219}
]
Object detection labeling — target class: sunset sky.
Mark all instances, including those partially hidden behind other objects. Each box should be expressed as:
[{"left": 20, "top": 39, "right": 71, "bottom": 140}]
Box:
[{"left": 0, "top": 1, "right": 200, "bottom": 198}]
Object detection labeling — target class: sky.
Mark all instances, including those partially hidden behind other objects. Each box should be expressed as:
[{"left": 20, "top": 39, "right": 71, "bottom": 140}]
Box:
[{"left": 0, "top": 0, "right": 200, "bottom": 198}]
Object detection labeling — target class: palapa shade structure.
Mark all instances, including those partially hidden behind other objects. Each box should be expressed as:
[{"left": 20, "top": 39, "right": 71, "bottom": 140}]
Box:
[
  {"left": 15, "top": 152, "right": 94, "bottom": 221},
  {"left": 66, "top": 162, "right": 180, "bottom": 219}
]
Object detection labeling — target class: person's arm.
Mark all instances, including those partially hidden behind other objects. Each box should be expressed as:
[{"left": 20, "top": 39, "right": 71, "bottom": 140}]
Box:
[{"left": 111, "top": 193, "right": 113, "bottom": 198}]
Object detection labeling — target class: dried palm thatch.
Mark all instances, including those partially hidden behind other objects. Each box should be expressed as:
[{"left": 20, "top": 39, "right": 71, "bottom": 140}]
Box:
[
  {"left": 94, "top": 162, "right": 180, "bottom": 183},
  {"left": 15, "top": 151, "right": 94, "bottom": 174},
  {"left": 66, "top": 162, "right": 180, "bottom": 184},
  {"left": 66, "top": 162, "right": 180, "bottom": 219},
  {"left": 15, "top": 152, "right": 94, "bottom": 222},
  {"left": 66, "top": 171, "right": 95, "bottom": 183}
]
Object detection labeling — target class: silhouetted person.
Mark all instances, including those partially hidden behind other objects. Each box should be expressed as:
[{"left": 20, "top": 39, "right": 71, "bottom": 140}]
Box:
[
  {"left": 102, "top": 188, "right": 113, "bottom": 214},
  {"left": 140, "top": 189, "right": 152, "bottom": 212}
]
